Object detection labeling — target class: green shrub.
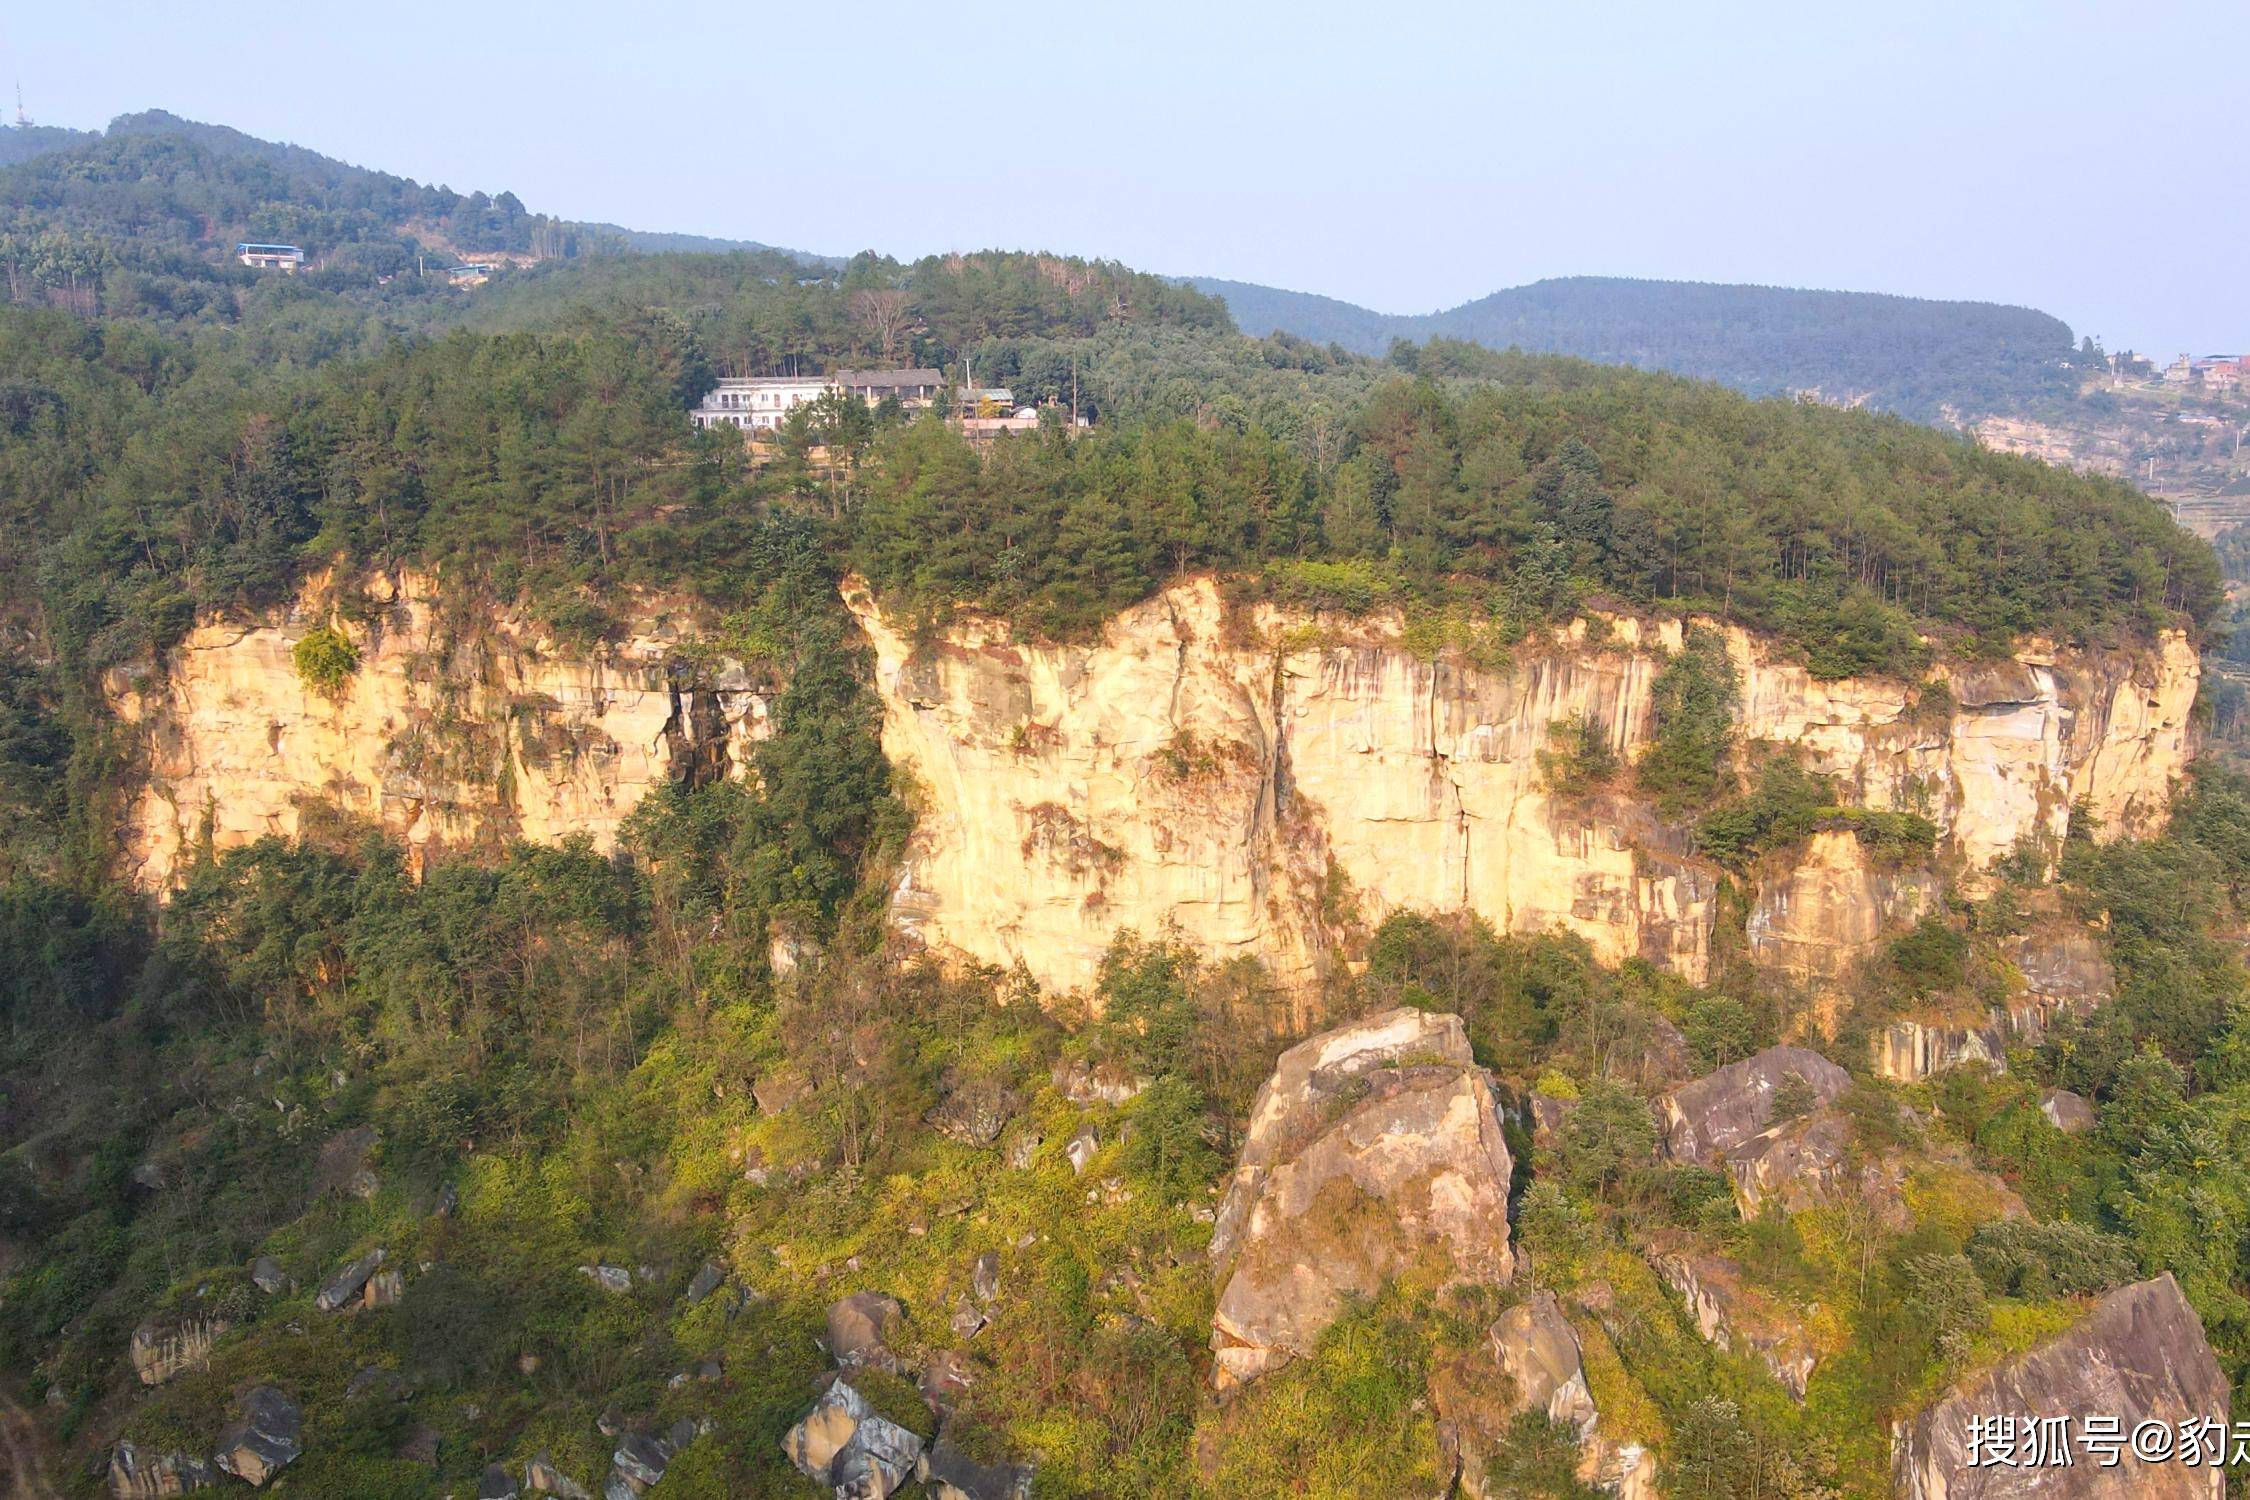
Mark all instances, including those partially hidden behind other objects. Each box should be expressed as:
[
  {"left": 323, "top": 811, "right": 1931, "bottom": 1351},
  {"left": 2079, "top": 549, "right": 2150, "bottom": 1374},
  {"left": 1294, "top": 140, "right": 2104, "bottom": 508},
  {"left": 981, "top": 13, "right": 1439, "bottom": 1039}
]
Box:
[
  {"left": 1695, "top": 757, "right": 1937, "bottom": 868},
  {"left": 1889, "top": 917, "right": 1968, "bottom": 993},
  {"left": 1539, "top": 712, "right": 1620, "bottom": 797},
  {"left": 1269, "top": 557, "right": 1396, "bottom": 614},
  {"left": 291, "top": 625, "right": 360, "bottom": 696},
  {"left": 1966, "top": 1220, "right": 2139, "bottom": 1300},
  {"left": 1484, "top": 1410, "right": 1603, "bottom": 1498}
]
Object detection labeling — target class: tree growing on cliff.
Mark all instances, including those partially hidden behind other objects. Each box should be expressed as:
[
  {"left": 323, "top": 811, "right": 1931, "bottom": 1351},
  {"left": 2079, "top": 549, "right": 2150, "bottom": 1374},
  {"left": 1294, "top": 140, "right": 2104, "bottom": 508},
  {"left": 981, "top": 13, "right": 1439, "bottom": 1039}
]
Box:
[{"left": 1635, "top": 628, "right": 1738, "bottom": 816}]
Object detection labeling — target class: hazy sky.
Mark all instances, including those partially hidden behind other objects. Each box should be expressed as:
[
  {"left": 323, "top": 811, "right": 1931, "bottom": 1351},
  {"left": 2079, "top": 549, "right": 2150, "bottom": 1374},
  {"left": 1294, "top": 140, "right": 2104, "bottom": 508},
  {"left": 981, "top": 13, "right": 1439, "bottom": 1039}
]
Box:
[{"left": 7, "top": 0, "right": 2243, "bottom": 354}]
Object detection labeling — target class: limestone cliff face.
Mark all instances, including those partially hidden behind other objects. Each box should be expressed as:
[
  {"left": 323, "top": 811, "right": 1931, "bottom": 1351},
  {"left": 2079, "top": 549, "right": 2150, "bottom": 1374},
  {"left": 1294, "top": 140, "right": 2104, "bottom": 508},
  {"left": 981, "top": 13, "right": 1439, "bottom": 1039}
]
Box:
[
  {"left": 114, "top": 575, "right": 767, "bottom": 886},
  {"left": 116, "top": 574, "right": 2196, "bottom": 1003},
  {"left": 853, "top": 579, "right": 2196, "bottom": 997}
]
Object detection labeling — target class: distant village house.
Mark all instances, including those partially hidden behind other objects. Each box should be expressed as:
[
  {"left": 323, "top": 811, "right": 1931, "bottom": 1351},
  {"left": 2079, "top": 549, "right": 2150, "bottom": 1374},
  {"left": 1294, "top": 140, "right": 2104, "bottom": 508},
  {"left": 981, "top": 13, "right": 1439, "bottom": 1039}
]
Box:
[
  {"left": 236, "top": 243, "right": 304, "bottom": 272},
  {"left": 2162, "top": 353, "right": 2244, "bottom": 388}
]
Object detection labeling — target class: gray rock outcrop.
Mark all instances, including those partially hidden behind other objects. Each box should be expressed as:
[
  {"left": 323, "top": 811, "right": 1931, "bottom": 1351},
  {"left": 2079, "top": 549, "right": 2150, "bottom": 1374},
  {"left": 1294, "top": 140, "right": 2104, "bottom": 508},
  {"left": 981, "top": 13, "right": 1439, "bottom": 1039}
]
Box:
[
  {"left": 108, "top": 1443, "right": 216, "bottom": 1498},
  {"left": 1657, "top": 1045, "right": 1851, "bottom": 1165},
  {"left": 1490, "top": 1290, "right": 1598, "bottom": 1441},
  {"left": 1722, "top": 1109, "right": 1908, "bottom": 1226},
  {"left": 526, "top": 1452, "right": 593, "bottom": 1498},
  {"left": 782, "top": 1380, "right": 926, "bottom": 1500},
  {"left": 827, "top": 1291, "right": 903, "bottom": 1368},
  {"left": 129, "top": 1315, "right": 229, "bottom": 1386},
  {"left": 1892, "top": 1274, "right": 2229, "bottom": 1498},
  {"left": 926, "top": 1079, "right": 1018, "bottom": 1146},
  {"left": 1210, "top": 1007, "right": 1514, "bottom": 1389},
  {"left": 248, "top": 1256, "right": 287, "bottom": 1295},
  {"left": 1051, "top": 1058, "right": 1148, "bottom": 1107},
  {"left": 604, "top": 1422, "right": 699, "bottom": 1499},
  {"left": 315, "top": 1248, "right": 386, "bottom": 1312},
  {"left": 2039, "top": 1087, "right": 2096, "bottom": 1134},
  {"left": 579, "top": 1264, "right": 632, "bottom": 1295},
  {"left": 918, "top": 1438, "right": 1033, "bottom": 1500},
  {"left": 213, "top": 1386, "right": 302, "bottom": 1487},
  {"left": 1437, "top": 1293, "right": 1587, "bottom": 1499},
  {"left": 1875, "top": 1016, "right": 2009, "bottom": 1084},
  {"left": 313, "top": 1124, "right": 378, "bottom": 1198},
  {"left": 685, "top": 1260, "right": 727, "bottom": 1304},
  {"left": 2005, "top": 927, "right": 2114, "bottom": 1024},
  {"left": 1655, "top": 1250, "right": 1820, "bottom": 1400},
  {"left": 1064, "top": 1123, "right": 1098, "bottom": 1174}
]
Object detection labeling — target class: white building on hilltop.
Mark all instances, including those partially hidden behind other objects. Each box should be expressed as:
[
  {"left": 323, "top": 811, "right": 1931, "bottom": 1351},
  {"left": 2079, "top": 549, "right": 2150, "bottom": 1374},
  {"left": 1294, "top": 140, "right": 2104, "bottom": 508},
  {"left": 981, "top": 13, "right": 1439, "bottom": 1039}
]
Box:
[
  {"left": 236, "top": 243, "right": 305, "bottom": 271},
  {"left": 690, "top": 369, "right": 944, "bottom": 431},
  {"left": 691, "top": 376, "right": 831, "bottom": 431}
]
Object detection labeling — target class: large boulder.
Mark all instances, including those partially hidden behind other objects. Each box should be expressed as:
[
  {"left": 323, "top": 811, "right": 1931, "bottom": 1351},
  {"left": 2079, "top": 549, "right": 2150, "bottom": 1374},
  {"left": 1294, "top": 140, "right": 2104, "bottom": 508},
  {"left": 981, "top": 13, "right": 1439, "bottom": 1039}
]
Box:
[
  {"left": 129, "top": 1315, "right": 229, "bottom": 1386},
  {"left": 1489, "top": 1290, "right": 1598, "bottom": 1441},
  {"left": 213, "top": 1386, "right": 302, "bottom": 1487},
  {"left": 108, "top": 1443, "right": 216, "bottom": 1498},
  {"left": 1654, "top": 1250, "right": 1821, "bottom": 1400},
  {"left": 782, "top": 1380, "right": 926, "bottom": 1500},
  {"left": 1722, "top": 1109, "right": 1907, "bottom": 1226},
  {"left": 918, "top": 1438, "right": 1033, "bottom": 1500},
  {"left": 2039, "top": 1087, "right": 2096, "bottom": 1135},
  {"left": 1210, "top": 1008, "right": 1514, "bottom": 1389},
  {"left": 827, "top": 1291, "right": 903, "bottom": 1368},
  {"left": 1657, "top": 1045, "right": 1850, "bottom": 1166},
  {"left": 314, "top": 1248, "right": 386, "bottom": 1312},
  {"left": 1435, "top": 1289, "right": 1609, "bottom": 1500},
  {"left": 1893, "top": 1274, "right": 2229, "bottom": 1498}
]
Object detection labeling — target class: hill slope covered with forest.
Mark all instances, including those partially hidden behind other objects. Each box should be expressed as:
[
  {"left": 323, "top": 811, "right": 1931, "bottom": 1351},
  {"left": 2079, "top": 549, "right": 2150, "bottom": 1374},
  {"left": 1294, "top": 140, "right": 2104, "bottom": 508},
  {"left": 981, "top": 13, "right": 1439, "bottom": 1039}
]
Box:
[{"left": 1191, "top": 273, "right": 2083, "bottom": 421}]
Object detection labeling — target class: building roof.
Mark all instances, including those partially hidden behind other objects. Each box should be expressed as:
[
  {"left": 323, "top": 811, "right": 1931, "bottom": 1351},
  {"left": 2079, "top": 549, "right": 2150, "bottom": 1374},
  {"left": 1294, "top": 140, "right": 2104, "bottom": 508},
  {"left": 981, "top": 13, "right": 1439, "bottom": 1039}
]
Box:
[
  {"left": 831, "top": 369, "right": 943, "bottom": 388},
  {"left": 236, "top": 243, "right": 303, "bottom": 254},
  {"left": 707, "top": 375, "right": 832, "bottom": 389}
]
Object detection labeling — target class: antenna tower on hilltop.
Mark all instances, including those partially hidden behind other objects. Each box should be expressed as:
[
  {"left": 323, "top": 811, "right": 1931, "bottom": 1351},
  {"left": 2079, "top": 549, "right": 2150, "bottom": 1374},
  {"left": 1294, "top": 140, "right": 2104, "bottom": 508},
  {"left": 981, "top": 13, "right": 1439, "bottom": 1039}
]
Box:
[{"left": 13, "top": 84, "right": 29, "bottom": 129}]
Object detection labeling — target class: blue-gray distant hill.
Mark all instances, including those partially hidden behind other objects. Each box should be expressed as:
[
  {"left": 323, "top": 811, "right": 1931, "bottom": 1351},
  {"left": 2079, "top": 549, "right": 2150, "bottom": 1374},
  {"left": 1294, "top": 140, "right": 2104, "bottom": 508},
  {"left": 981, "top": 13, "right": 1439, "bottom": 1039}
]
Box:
[
  {"left": 0, "top": 123, "right": 95, "bottom": 168},
  {"left": 1189, "top": 273, "right": 2080, "bottom": 420}
]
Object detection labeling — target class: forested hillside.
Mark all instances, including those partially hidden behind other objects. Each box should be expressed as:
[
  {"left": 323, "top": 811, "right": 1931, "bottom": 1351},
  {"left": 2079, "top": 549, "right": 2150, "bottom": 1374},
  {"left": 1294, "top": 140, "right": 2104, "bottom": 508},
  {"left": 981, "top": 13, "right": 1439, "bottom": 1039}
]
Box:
[
  {"left": 1192, "top": 274, "right": 2082, "bottom": 421},
  {"left": 0, "top": 112, "right": 2245, "bottom": 1500},
  {"left": 0, "top": 121, "right": 94, "bottom": 167}
]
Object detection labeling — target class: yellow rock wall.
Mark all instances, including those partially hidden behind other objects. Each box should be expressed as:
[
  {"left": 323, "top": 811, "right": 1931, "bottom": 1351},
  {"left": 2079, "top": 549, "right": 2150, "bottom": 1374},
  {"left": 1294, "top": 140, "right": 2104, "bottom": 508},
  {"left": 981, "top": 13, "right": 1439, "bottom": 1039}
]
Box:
[
  {"left": 851, "top": 579, "right": 2196, "bottom": 997},
  {"left": 114, "top": 575, "right": 767, "bottom": 885},
  {"left": 115, "top": 574, "right": 2197, "bottom": 1005}
]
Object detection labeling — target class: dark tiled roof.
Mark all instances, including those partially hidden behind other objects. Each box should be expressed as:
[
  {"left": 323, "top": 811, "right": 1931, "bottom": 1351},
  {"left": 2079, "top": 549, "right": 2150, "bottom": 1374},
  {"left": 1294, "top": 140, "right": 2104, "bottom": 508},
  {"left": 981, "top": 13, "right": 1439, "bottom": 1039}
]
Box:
[{"left": 830, "top": 369, "right": 942, "bottom": 388}]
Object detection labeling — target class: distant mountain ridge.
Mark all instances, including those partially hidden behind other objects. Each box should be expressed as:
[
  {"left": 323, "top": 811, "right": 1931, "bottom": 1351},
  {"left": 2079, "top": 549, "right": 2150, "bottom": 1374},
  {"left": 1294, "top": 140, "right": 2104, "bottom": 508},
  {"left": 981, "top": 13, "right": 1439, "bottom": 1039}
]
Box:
[
  {"left": 3, "top": 112, "right": 2076, "bottom": 422},
  {"left": 1189, "top": 273, "right": 2080, "bottom": 420},
  {"left": 0, "top": 111, "right": 827, "bottom": 267}
]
